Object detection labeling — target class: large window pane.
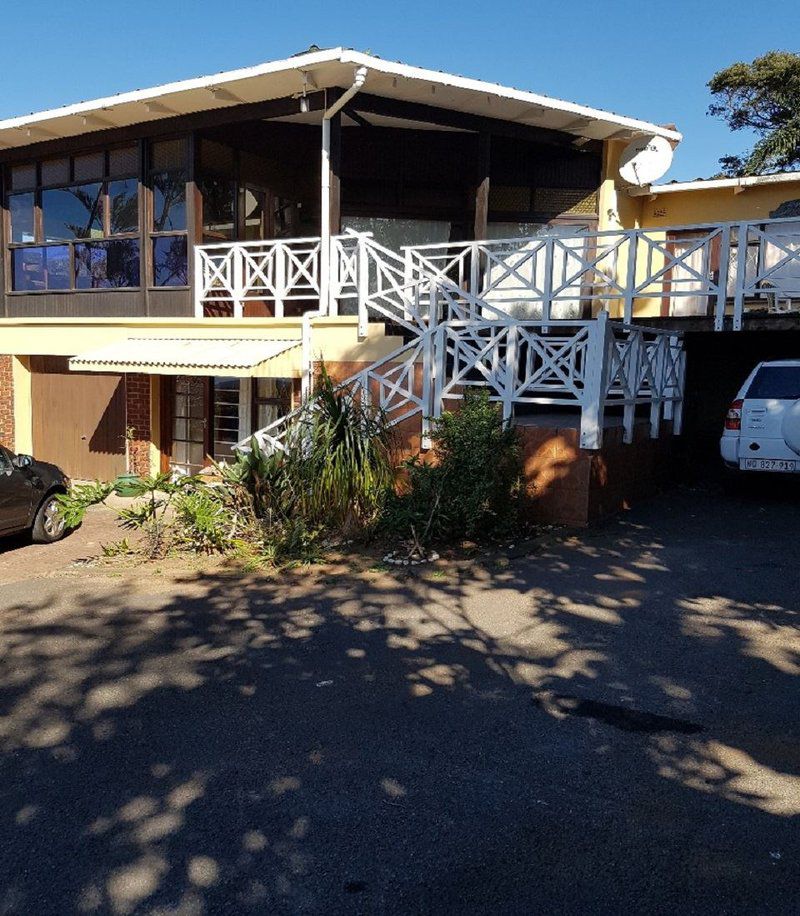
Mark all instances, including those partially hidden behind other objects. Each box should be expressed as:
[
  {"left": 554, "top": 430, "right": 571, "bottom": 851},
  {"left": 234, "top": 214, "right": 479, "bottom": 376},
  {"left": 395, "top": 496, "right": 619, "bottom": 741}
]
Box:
[
  {"left": 9, "top": 192, "right": 35, "bottom": 243},
  {"left": 244, "top": 188, "right": 266, "bottom": 241},
  {"left": 200, "top": 176, "right": 236, "bottom": 241},
  {"left": 109, "top": 178, "right": 139, "bottom": 234},
  {"left": 153, "top": 235, "right": 188, "bottom": 286},
  {"left": 75, "top": 240, "right": 140, "bottom": 288},
  {"left": 152, "top": 171, "right": 187, "bottom": 231},
  {"left": 12, "top": 246, "right": 70, "bottom": 291},
  {"left": 42, "top": 183, "right": 103, "bottom": 241}
]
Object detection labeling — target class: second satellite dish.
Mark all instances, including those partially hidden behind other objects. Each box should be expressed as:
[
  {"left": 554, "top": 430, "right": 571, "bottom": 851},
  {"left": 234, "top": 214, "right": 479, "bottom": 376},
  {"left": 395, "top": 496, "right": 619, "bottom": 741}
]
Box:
[{"left": 618, "top": 135, "right": 673, "bottom": 186}]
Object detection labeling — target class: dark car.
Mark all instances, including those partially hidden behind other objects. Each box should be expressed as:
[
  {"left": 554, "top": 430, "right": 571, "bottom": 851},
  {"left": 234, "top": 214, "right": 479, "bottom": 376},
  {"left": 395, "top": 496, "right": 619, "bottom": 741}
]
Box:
[{"left": 0, "top": 446, "right": 69, "bottom": 543}]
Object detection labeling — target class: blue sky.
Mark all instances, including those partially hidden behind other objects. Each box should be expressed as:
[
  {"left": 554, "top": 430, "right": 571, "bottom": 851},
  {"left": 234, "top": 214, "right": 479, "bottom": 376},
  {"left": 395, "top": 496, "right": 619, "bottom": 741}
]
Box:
[{"left": 3, "top": 0, "right": 797, "bottom": 182}]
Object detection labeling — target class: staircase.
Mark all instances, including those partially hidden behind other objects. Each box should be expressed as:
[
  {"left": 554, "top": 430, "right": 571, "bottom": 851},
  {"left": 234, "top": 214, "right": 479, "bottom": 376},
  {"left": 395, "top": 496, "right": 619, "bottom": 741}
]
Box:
[{"left": 240, "top": 232, "right": 686, "bottom": 455}]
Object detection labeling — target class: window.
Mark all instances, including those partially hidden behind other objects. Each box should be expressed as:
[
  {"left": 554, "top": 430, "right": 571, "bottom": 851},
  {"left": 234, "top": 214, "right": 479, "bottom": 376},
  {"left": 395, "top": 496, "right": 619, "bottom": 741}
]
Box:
[
  {"left": 42, "top": 183, "right": 103, "bottom": 241},
  {"left": 12, "top": 246, "right": 71, "bottom": 292},
  {"left": 75, "top": 240, "right": 140, "bottom": 288},
  {"left": 253, "top": 378, "right": 292, "bottom": 430},
  {"left": 149, "top": 139, "right": 188, "bottom": 287},
  {"left": 213, "top": 378, "right": 240, "bottom": 461},
  {"left": 6, "top": 145, "right": 140, "bottom": 292},
  {"left": 108, "top": 179, "right": 138, "bottom": 234},
  {"left": 200, "top": 176, "right": 236, "bottom": 242},
  {"left": 9, "top": 192, "right": 35, "bottom": 243},
  {"left": 153, "top": 236, "right": 188, "bottom": 286},
  {"left": 747, "top": 366, "right": 800, "bottom": 400}
]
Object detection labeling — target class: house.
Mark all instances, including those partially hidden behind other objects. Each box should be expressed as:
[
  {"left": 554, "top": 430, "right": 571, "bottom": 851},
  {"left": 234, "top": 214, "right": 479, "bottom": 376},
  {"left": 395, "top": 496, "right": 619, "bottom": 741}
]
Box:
[{"left": 0, "top": 46, "right": 686, "bottom": 510}]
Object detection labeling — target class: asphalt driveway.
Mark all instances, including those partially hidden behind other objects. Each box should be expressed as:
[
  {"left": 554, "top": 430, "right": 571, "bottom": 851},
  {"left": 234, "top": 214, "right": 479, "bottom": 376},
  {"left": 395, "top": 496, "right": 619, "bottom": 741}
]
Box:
[{"left": 0, "top": 485, "right": 798, "bottom": 915}]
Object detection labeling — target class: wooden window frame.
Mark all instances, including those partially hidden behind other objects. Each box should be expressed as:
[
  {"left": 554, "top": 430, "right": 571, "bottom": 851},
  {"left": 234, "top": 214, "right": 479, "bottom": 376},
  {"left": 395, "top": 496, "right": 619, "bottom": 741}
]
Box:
[{"left": 4, "top": 141, "right": 143, "bottom": 295}]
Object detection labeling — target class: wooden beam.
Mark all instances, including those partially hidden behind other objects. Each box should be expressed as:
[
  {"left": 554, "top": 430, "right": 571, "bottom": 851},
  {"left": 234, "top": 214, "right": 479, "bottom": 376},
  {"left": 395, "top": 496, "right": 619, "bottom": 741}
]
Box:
[
  {"left": 345, "top": 109, "right": 372, "bottom": 129},
  {"left": 349, "top": 92, "right": 576, "bottom": 149},
  {"left": 474, "top": 132, "right": 490, "bottom": 241},
  {"left": 0, "top": 92, "right": 327, "bottom": 164}
]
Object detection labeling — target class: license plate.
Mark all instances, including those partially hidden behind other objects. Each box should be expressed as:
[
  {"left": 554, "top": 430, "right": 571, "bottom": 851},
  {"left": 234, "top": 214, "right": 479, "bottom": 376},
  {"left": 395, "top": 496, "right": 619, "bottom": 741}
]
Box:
[{"left": 741, "top": 458, "right": 797, "bottom": 472}]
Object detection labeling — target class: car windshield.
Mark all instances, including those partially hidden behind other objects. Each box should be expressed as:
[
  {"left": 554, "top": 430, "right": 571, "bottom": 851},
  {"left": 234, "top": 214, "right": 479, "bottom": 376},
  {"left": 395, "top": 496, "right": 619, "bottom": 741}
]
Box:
[{"left": 747, "top": 366, "right": 800, "bottom": 400}]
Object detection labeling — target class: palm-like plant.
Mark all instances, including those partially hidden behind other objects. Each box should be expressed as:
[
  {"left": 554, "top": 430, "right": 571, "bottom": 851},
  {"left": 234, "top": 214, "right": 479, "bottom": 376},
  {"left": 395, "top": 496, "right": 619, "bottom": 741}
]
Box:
[{"left": 227, "top": 364, "right": 394, "bottom": 539}]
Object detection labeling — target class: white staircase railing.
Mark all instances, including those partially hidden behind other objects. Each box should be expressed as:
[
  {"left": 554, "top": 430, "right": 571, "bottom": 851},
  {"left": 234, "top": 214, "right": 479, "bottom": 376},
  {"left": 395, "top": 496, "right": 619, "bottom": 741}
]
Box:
[{"left": 244, "top": 271, "right": 685, "bottom": 454}]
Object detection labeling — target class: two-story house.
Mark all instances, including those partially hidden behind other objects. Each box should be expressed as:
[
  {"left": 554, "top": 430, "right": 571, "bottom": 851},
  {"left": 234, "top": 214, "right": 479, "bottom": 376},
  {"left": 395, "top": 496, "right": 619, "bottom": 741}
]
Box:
[{"left": 0, "top": 46, "right": 683, "bottom": 485}]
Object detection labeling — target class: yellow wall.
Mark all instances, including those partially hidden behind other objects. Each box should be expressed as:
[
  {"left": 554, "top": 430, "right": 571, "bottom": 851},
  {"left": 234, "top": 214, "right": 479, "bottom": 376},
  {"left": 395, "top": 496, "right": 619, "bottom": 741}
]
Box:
[
  {"left": 11, "top": 356, "right": 32, "bottom": 454},
  {"left": 602, "top": 159, "right": 800, "bottom": 318},
  {"left": 598, "top": 140, "right": 645, "bottom": 233},
  {"left": 638, "top": 182, "right": 800, "bottom": 228},
  {"left": 0, "top": 315, "right": 403, "bottom": 369}
]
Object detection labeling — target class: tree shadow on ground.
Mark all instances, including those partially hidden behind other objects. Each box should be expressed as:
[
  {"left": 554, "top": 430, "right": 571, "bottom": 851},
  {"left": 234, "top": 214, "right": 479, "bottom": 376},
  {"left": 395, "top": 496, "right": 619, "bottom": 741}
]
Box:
[{"left": 0, "top": 488, "right": 798, "bottom": 915}]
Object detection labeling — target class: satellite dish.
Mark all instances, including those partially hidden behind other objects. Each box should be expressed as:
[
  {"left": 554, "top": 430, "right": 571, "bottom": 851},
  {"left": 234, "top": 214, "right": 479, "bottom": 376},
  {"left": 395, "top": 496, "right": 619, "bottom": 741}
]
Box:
[{"left": 618, "top": 135, "right": 673, "bottom": 186}]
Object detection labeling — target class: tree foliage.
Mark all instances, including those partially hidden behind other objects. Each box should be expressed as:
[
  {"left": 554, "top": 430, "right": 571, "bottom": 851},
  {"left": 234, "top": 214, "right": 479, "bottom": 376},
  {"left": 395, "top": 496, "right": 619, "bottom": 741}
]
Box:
[{"left": 708, "top": 51, "right": 800, "bottom": 175}]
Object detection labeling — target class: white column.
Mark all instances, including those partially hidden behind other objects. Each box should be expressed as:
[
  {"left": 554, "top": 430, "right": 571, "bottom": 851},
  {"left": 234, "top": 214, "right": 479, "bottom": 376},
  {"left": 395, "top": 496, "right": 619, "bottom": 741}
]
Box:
[{"left": 320, "top": 117, "right": 331, "bottom": 316}]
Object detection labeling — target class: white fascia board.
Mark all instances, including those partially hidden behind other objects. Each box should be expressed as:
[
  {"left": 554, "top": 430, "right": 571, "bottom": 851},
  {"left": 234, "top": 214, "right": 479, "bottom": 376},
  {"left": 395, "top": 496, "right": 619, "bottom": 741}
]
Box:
[
  {"left": 340, "top": 50, "right": 682, "bottom": 143},
  {"left": 0, "top": 46, "right": 681, "bottom": 144},
  {"left": 629, "top": 171, "right": 800, "bottom": 196},
  {"left": 0, "top": 47, "right": 345, "bottom": 132}
]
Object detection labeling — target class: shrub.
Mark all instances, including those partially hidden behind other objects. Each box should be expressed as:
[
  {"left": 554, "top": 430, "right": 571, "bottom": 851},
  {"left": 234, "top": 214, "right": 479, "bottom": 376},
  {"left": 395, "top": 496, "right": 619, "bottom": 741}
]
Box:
[
  {"left": 225, "top": 365, "right": 394, "bottom": 541},
  {"left": 383, "top": 388, "right": 523, "bottom": 548},
  {"left": 56, "top": 364, "right": 396, "bottom": 566}
]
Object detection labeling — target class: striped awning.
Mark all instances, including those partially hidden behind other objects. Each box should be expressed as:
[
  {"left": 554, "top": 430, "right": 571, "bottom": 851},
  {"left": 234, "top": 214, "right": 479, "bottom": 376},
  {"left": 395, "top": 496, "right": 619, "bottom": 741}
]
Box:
[{"left": 68, "top": 337, "right": 301, "bottom": 377}]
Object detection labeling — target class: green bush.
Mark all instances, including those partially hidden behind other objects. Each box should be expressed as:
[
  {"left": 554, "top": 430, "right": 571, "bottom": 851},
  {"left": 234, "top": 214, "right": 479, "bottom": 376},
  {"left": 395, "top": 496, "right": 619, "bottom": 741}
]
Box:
[
  {"left": 383, "top": 388, "right": 523, "bottom": 547},
  {"left": 224, "top": 364, "right": 394, "bottom": 542}
]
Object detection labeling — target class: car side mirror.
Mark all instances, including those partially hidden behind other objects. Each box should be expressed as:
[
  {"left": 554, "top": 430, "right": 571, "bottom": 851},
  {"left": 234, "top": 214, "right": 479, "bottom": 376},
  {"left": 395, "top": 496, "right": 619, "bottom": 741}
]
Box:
[{"left": 12, "top": 454, "right": 33, "bottom": 470}]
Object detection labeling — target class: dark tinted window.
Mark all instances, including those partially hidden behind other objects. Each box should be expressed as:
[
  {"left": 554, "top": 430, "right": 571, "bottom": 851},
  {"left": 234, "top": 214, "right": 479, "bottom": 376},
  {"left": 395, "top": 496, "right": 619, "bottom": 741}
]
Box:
[
  {"left": 153, "top": 235, "right": 188, "bottom": 286},
  {"left": 75, "top": 240, "right": 140, "bottom": 288},
  {"left": 747, "top": 366, "right": 800, "bottom": 400},
  {"left": 12, "top": 246, "right": 71, "bottom": 291},
  {"left": 152, "top": 171, "right": 187, "bottom": 231},
  {"left": 9, "top": 192, "right": 35, "bottom": 243},
  {"left": 42, "top": 184, "right": 103, "bottom": 241},
  {"left": 108, "top": 178, "right": 139, "bottom": 234}
]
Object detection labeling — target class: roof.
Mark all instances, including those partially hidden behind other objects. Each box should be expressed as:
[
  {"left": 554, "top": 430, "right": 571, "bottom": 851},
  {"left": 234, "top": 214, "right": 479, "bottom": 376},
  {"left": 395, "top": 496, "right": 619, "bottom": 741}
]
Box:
[
  {"left": 629, "top": 171, "right": 800, "bottom": 197},
  {"left": 68, "top": 337, "right": 301, "bottom": 377},
  {"left": 0, "top": 47, "right": 682, "bottom": 152}
]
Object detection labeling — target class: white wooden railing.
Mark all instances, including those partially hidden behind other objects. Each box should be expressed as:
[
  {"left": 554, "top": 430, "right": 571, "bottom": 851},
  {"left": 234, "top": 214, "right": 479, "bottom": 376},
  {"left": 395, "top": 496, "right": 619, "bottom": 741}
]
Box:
[
  {"left": 245, "top": 271, "right": 685, "bottom": 454},
  {"left": 196, "top": 217, "right": 800, "bottom": 330}
]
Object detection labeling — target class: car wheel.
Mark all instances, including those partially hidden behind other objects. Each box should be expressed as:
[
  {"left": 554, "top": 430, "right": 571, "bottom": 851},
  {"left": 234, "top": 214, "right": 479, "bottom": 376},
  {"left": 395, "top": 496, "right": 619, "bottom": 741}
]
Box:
[{"left": 31, "top": 493, "right": 67, "bottom": 543}]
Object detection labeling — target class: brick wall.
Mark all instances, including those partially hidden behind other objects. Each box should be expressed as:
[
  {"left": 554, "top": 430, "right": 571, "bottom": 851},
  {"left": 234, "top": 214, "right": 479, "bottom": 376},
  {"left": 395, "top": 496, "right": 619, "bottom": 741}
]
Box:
[
  {"left": 125, "top": 373, "right": 152, "bottom": 476},
  {"left": 0, "top": 356, "right": 14, "bottom": 450}
]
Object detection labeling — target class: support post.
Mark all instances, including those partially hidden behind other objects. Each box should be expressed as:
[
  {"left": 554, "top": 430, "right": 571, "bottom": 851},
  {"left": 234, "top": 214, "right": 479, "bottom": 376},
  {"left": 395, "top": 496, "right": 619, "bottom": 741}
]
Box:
[
  {"left": 580, "top": 310, "right": 610, "bottom": 450},
  {"left": 649, "top": 336, "right": 665, "bottom": 439},
  {"left": 232, "top": 245, "right": 244, "bottom": 319},
  {"left": 622, "top": 328, "right": 642, "bottom": 444},
  {"left": 714, "top": 224, "right": 731, "bottom": 331},
  {"left": 623, "top": 230, "right": 637, "bottom": 323},
  {"left": 733, "top": 222, "right": 749, "bottom": 332},
  {"left": 320, "top": 117, "right": 331, "bottom": 315},
  {"left": 473, "top": 133, "right": 490, "bottom": 242},
  {"left": 357, "top": 236, "right": 369, "bottom": 338}
]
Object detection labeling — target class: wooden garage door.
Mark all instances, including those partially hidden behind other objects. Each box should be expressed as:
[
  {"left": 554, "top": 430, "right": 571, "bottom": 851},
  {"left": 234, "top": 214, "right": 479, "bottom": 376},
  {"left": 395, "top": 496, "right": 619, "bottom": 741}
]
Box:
[{"left": 31, "top": 356, "right": 126, "bottom": 480}]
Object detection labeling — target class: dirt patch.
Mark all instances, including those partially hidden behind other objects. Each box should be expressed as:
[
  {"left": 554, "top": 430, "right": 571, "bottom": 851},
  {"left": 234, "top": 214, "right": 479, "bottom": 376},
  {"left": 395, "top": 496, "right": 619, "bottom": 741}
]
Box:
[{"left": 0, "top": 506, "right": 123, "bottom": 585}]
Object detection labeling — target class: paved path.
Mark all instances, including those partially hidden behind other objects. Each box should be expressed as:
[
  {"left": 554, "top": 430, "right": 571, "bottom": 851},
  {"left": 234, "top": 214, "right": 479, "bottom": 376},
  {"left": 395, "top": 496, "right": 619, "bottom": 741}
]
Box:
[{"left": 0, "top": 487, "right": 798, "bottom": 914}]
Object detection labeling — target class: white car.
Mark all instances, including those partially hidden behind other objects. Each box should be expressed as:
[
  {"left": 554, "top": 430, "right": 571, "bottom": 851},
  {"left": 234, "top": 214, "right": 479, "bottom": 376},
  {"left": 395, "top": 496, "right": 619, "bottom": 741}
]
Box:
[{"left": 721, "top": 360, "right": 800, "bottom": 474}]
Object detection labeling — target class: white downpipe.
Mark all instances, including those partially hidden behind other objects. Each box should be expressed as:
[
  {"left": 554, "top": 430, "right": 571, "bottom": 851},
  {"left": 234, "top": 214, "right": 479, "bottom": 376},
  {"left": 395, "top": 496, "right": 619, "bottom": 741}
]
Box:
[{"left": 320, "top": 66, "right": 368, "bottom": 316}]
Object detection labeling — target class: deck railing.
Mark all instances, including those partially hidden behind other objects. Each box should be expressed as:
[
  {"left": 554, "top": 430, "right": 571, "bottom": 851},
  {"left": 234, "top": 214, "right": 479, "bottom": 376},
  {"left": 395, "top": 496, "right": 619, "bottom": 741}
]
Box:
[
  {"left": 246, "top": 275, "right": 685, "bottom": 453},
  {"left": 196, "top": 217, "right": 800, "bottom": 330}
]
